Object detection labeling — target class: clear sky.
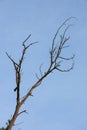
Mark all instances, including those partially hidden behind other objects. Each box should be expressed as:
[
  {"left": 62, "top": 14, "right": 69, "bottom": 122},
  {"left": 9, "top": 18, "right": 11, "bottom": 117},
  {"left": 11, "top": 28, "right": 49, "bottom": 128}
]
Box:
[{"left": 0, "top": 0, "right": 87, "bottom": 130}]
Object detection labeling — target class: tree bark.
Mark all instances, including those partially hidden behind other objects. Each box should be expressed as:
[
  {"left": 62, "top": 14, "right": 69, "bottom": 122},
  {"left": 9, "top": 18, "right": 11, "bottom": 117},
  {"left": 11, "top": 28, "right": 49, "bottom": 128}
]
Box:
[{"left": 6, "top": 103, "right": 21, "bottom": 130}]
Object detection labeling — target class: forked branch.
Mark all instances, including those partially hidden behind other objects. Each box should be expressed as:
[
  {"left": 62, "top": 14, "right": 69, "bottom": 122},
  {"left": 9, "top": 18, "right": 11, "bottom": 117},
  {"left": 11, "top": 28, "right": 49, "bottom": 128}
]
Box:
[
  {"left": 20, "top": 18, "right": 75, "bottom": 105},
  {"left": 6, "top": 17, "right": 75, "bottom": 130}
]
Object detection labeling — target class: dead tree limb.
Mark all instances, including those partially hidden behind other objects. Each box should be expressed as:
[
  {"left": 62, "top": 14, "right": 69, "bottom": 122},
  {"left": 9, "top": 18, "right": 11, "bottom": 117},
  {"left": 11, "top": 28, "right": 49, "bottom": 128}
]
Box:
[{"left": 6, "top": 17, "right": 75, "bottom": 130}]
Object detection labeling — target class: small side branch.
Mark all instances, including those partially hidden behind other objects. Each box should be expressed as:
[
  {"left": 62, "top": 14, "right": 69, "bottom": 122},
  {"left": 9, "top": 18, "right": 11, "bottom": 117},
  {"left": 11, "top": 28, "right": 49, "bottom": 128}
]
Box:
[
  {"left": 17, "top": 110, "right": 28, "bottom": 117},
  {"left": 22, "top": 34, "right": 31, "bottom": 45},
  {"left": 6, "top": 52, "right": 19, "bottom": 68},
  {"left": 59, "top": 54, "right": 75, "bottom": 60}
]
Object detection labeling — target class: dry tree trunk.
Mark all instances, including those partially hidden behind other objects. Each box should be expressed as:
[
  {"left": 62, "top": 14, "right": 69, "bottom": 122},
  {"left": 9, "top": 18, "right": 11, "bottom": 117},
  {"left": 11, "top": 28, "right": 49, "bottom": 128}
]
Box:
[{"left": 5, "top": 17, "right": 75, "bottom": 130}]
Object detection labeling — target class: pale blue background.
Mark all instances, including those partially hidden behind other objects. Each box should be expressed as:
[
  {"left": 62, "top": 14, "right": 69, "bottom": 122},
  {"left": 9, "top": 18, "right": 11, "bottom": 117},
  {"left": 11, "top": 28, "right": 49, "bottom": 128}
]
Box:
[{"left": 0, "top": 0, "right": 87, "bottom": 130}]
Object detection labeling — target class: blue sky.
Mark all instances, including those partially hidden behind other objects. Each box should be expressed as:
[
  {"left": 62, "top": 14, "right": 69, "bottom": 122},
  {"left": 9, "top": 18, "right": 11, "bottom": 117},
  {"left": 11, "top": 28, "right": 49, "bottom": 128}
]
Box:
[{"left": 0, "top": 0, "right": 87, "bottom": 130}]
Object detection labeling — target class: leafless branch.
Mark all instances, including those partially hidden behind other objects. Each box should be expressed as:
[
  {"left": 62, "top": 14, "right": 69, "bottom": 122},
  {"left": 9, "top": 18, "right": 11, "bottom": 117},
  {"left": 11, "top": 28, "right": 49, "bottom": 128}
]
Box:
[
  {"left": 6, "top": 18, "right": 75, "bottom": 130},
  {"left": 6, "top": 52, "right": 19, "bottom": 68},
  {"left": 20, "top": 17, "right": 75, "bottom": 106},
  {"left": 56, "top": 62, "right": 74, "bottom": 72},
  {"left": 17, "top": 110, "right": 28, "bottom": 116},
  {"left": 19, "top": 42, "right": 38, "bottom": 70},
  {"left": 22, "top": 34, "right": 31, "bottom": 45},
  {"left": 59, "top": 54, "right": 75, "bottom": 60}
]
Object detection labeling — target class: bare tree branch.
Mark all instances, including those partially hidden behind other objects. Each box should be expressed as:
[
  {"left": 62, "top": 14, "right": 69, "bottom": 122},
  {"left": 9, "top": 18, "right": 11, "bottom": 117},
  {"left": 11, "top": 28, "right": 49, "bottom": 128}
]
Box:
[
  {"left": 22, "top": 34, "right": 31, "bottom": 45},
  {"left": 17, "top": 110, "right": 28, "bottom": 116},
  {"left": 6, "top": 52, "right": 19, "bottom": 68},
  {"left": 6, "top": 35, "right": 37, "bottom": 130},
  {"left": 6, "top": 18, "right": 75, "bottom": 130},
  {"left": 19, "top": 17, "right": 75, "bottom": 107},
  {"left": 59, "top": 54, "right": 75, "bottom": 60}
]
